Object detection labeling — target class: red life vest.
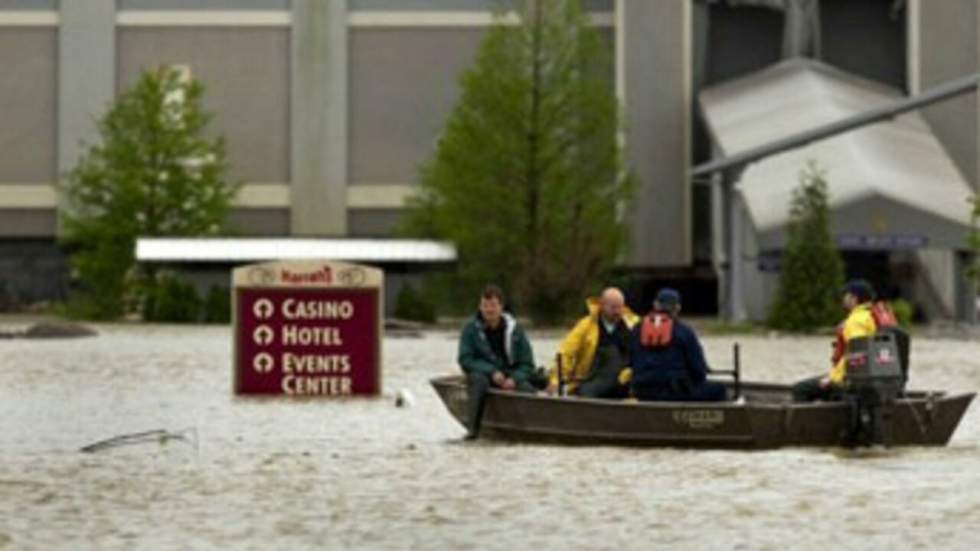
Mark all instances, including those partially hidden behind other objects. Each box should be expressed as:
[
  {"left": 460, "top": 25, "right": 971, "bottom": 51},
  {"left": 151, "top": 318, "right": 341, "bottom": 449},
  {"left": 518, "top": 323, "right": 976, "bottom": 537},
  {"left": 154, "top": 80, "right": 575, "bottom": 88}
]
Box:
[
  {"left": 640, "top": 313, "right": 673, "bottom": 348},
  {"left": 831, "top": 323, "right": 846, "bottom": 365},
  {"left": 831, "top": 302, "right": 896, "bottom": 365},
  {"left": 870, "top": 301, "right": 898, "bottom": 329}
]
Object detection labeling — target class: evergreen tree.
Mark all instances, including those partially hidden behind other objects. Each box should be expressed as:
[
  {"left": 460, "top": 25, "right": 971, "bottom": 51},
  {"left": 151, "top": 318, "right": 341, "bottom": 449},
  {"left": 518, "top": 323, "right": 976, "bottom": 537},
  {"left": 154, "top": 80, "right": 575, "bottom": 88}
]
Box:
[
  {"left": 61, "top": 67, "right": 237, "bottom": 319},
  {"left": 401, "top": 0, "right": 634, "bottom": 324},
  {"left": 768, "top": 162, "right": 845, "bottom": 331}
]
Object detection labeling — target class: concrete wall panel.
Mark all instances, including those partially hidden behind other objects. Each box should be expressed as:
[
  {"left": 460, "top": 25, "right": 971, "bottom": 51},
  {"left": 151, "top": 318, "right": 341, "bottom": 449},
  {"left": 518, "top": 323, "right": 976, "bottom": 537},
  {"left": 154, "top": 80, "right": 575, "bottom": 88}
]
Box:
[
  {"left": 918, "top": 0, "right": 978, "bottom": 189},
  {"left": 349, "top": 0, "right": 611, "bottom": 11},
  {"left": 348, "top": 209, "right": 401, "bottom": 237},
  {"left": 227, "top": 208, "right": 290, "bottom": 235},
  {"left": 0, "top": 0, "right": 56, "bottom": 9},
  {"left": 0, "top": 29, "right": 57, "bottom": 183},
  {"left": 117, "top": 28, "right": 290, "bottom": 183},
  {"left": 0, "top": 209, "right": 57, "bottom": 236},
  {"left": 623, "top": 0, "right": 691, "bottom": 267},
  {"left": 349, "top": 28, "right": 485, "bottom": 185},
  {"left": 118, "top": 0, "right": 288, "bottom": 10}
]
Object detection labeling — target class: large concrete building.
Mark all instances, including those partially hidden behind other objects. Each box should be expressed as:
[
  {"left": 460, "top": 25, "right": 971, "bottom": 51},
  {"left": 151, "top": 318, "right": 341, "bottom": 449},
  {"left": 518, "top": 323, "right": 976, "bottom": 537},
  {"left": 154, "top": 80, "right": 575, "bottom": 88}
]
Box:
[{"left": 0, "top": 0, "right": 977, "bottom": 319}]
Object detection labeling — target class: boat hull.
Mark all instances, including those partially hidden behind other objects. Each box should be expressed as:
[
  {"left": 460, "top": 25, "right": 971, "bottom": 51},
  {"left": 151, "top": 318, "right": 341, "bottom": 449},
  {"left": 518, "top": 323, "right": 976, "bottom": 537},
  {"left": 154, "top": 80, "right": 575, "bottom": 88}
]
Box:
[{"left": 431, "top": 376, "right": 975, "bottom": 449}]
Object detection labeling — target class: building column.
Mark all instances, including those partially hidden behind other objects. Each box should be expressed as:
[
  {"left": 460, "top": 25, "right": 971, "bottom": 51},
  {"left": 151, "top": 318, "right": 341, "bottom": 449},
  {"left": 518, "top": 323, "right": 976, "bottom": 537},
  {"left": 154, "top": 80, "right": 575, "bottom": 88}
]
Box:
[
  {"left": 721, "top": 170, "right": 747, "bottom": 322},
  {"left": 291, "top": 0, "right": 348, "bottom": 236},
  {"left": 621, "top": 0, "right": 692, "bottom": 268},
  {"left": 58, "top": 0, "right": 115, "bottom": 228},
  {"left": 955, "top": 251, "right": 978, "bottom": 323},
  {"left": 906, "top": 0, "right": 921, "bottom": 95},
  {"left": 917, "top": 0, "right": 978, "bottom": 190}
]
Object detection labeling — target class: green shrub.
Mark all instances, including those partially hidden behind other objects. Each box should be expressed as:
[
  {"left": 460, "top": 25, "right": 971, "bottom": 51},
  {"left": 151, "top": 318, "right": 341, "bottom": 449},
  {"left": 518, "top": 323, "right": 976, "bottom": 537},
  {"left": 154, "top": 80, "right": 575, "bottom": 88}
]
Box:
[
  {"left": 394, "top": 284, "right": 436, "bottom": 324},
  {"left": 420, "top": 272, "right": 472, "bottom": 318},
  {"left": 0, "top": 279, "right": 14, "bottom": 312},
  {"left": 143, "top": 274, "right": 201, "bottom": 323},
  {"left": 202, "top": 285, "right": 231, "bottom": 324},
  {"left": 890, "top": 298, "right": 914, "bottom": 328},
  {"left": 63, "top": 238, "right": 134, "bottom": 320}
]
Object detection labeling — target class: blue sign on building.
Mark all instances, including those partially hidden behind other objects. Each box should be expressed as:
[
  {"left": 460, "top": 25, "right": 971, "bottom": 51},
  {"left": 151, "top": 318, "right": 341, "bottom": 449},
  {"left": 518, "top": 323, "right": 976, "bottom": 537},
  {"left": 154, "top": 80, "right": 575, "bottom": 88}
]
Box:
[{"left": 836, "top": 234, "right": 929, "bottom": 250}]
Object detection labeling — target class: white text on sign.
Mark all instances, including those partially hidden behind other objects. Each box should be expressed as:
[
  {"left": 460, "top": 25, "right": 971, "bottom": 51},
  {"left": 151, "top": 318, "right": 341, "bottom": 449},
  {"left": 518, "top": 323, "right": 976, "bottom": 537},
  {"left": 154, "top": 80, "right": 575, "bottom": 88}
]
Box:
[
  {"left": 281, "top": 326, "right": 344, "bottom": 346},
  {"left": 282, "top": 353, "right": 351, "bottom": 373},
  {"left": 281, "top": 299, "right": 355, "bottom": 320},
  {"left": 282, "top": 376, "right": 353, "bottom": 396}
]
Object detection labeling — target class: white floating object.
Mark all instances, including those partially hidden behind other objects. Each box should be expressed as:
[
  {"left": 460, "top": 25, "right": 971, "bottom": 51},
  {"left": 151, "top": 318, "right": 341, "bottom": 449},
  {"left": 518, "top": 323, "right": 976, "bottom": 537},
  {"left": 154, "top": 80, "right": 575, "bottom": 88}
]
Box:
[{"left": 395, "top": 389, "right": 415, "bottom": 408}]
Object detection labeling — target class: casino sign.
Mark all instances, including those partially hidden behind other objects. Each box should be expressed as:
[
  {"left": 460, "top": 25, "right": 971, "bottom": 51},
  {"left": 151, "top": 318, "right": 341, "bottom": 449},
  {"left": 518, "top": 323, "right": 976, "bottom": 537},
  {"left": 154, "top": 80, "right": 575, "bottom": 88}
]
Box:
[{"left": 232, "top": 260, "right": 383, "bottom": 397}]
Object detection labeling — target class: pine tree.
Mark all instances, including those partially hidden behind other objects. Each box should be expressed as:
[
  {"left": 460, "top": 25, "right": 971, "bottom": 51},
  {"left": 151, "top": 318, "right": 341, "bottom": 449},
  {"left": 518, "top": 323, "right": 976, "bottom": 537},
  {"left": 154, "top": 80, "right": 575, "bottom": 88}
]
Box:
[
  {"left": 401, "top": 0, "right": 634, "bottom": 324},
  {"left": 768, "top": 162, "right": 846, "bottom": 331},
  {"left": 61, "top": 67, "right": 237, "bottom": 319}
]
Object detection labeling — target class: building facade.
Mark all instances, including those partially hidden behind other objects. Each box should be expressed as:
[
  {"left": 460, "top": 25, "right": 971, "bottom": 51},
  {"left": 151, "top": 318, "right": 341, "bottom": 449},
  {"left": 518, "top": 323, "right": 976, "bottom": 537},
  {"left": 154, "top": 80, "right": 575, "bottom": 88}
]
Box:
[{"left": 0, "top": 0, "right": 977, "bottom": 318}]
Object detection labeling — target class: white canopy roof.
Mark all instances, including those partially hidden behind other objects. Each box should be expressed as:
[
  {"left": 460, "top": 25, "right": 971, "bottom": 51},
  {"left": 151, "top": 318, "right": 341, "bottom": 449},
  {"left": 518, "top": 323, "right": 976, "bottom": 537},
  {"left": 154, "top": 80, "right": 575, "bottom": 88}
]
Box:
[
  {"left": 136, "top": 238, "right": 458, "bottom": 263},
  {"left": 699, "top": 59, "right": 975, "bottom": 250}
]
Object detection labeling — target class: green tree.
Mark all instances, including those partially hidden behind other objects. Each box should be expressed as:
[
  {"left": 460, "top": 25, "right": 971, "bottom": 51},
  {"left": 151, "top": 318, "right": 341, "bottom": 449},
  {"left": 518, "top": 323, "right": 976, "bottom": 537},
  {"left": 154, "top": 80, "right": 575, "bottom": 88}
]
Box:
[
  {"left": 61, "top": 67, "right": 237, "bottom": 319},
  {"left": 402, "top": 0, "right": 634, "bottom": 324},
  {"left": 202, "top": 284, "right": 232, "bottom": 324},
  {"left": 142, "top": 272, "right": 202, "bottom": 323},
  {"left": 768, "top": 162, "right": 846, "bottom": 331},
  {"left": 394, "top": 283, "right": 437, "bottom": 324}
]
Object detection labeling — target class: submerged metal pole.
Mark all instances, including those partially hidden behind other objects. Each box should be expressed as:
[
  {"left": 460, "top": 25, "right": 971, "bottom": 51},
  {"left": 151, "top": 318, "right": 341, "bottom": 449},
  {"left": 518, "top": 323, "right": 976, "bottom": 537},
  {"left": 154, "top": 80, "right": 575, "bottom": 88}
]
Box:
[
  {"left": 556, "top": 353, "right": 565, "bottom": 397},
  {"left": 733, "top": 342, "right": 741, "bottom": 400}
]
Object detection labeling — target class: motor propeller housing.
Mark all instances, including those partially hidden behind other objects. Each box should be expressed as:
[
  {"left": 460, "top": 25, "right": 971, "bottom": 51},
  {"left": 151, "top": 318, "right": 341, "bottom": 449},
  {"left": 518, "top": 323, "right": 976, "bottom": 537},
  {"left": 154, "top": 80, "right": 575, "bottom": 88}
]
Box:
[{"left": 843, "top": 333, "right": 906, "bottom": 446}]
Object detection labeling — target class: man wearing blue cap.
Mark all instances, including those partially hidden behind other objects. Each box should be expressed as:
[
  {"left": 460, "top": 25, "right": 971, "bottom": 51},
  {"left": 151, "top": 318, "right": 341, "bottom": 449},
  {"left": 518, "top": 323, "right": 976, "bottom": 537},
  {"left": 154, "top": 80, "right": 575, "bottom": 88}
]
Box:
[
  {"left": 629, "top": 288, "right": 728, "bottom": 402},
  {"left": 792, "top": 279, "right": 878, "bottom": 402}
]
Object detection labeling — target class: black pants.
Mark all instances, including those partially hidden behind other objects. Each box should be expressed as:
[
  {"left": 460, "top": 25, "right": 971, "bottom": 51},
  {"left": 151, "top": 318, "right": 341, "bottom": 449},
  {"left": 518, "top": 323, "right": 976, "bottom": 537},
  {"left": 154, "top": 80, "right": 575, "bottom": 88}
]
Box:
[
  {"left": 465, "top": 372, "right": 535, "bottom": 438},
  {"left": 576, "top": 371, "right": 628, "bottom": 399},
  {"left": 577, "top": 344, "right": 629, "bottom": 399},
  {"left": 633, "top": 380, "right": 728, "bottom": 402},
  {"left": 792, "top": 375, "right": 842, "bottom": 403}
]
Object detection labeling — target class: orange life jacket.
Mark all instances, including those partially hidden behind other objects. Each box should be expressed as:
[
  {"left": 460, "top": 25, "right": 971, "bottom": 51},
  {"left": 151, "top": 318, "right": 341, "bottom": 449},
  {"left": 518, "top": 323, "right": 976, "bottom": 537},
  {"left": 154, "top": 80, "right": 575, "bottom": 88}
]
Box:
[
  {"left": 870, "top": 301, "right": 898, "bottom": 329},
  {"left": 832, "top": 323, "right": 846, "bottom": 365},
  {"left": 831, "top": 301, "right": 896, "bottom": 365},
  {"left": 640, "top": 313, "right": 673, "bottom": 348}
]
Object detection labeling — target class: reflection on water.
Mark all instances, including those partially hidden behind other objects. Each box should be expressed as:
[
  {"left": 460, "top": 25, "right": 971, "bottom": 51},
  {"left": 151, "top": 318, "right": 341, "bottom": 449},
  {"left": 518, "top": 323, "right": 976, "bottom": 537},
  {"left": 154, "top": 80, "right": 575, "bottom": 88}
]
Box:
[{"left": 1, "top": 324, "right": 978, "bottom": 550}]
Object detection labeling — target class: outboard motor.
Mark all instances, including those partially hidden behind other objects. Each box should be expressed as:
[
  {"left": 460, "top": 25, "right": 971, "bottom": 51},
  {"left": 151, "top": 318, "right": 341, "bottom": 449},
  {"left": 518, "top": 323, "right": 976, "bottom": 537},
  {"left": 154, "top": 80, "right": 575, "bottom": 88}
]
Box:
[
  {"left": 869, "top": 301, "right": 911, "bottom": 389},
  {"left": 877, "top": 325, "right": 911, "bottom": 389},
  {"left": 842, "top": 334, "right": 905, "bottom": 446}
]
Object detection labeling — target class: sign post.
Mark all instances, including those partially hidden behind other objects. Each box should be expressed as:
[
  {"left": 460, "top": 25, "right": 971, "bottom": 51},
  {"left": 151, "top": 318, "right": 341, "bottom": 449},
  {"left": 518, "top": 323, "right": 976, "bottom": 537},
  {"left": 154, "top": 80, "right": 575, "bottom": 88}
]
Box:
[{"left": 232, "top": 260, "right": 383, "bottom": 397}]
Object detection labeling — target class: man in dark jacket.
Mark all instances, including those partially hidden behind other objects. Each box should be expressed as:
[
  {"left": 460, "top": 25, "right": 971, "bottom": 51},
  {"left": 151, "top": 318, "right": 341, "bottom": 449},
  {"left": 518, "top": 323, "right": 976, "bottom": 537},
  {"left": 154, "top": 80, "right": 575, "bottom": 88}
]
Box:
[
  {"left": 458, "top": 285, "right": 536, "bottom": 439},
  {"left": 630, "top": 288, "right": 727, "bottom": 402}
]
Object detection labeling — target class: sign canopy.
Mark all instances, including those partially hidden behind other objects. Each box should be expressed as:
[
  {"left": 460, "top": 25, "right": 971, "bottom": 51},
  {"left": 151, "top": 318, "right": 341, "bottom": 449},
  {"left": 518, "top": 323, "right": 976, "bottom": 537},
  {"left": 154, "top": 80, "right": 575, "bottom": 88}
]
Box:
[{"left": 232, "top": 260, "right": 383, "bottom": 397}]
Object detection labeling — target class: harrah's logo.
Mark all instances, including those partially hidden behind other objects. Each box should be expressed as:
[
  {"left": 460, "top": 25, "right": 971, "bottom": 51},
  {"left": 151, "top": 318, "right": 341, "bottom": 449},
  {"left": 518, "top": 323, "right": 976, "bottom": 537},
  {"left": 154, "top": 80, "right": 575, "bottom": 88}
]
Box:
[{"left": 281, "top": 266, "right": 333, "bottom": 285}]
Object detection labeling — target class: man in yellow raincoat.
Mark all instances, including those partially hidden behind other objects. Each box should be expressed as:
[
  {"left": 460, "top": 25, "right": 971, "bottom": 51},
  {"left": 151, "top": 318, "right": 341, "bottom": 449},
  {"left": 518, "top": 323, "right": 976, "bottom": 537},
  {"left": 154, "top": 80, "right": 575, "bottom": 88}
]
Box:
[
  {"left": 792, "top": 280, "right": 878, "bottom": 402},
  {"left": 548, "top": 287, "right": 639, "bottom": 398}
]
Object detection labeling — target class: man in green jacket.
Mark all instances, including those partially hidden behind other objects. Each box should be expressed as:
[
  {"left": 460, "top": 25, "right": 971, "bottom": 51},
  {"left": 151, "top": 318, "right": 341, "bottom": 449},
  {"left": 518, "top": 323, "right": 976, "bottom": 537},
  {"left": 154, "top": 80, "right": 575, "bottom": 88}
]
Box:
[{"left": 458, "top": 284, "right": 536, "bottom": 439}]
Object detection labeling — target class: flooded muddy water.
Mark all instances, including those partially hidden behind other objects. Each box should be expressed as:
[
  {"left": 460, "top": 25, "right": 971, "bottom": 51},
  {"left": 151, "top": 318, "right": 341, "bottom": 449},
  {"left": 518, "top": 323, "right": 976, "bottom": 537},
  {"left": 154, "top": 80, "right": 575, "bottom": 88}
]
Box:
[{"left": 1, "top": 323, "right": 978, "bottom": 550}]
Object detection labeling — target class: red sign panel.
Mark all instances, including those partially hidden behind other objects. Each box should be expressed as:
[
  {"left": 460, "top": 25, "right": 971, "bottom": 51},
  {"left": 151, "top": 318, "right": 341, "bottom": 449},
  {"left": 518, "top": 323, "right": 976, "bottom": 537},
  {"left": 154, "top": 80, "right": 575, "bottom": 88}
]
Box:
[{"left": 235, "top": 287, "right": 380, "bottom": 396}]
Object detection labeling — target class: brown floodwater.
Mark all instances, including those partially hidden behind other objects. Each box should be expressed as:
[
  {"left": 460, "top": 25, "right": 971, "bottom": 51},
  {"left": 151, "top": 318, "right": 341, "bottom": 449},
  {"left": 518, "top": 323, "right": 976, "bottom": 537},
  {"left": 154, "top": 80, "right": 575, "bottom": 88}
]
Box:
[{"left": 1, "top": 323, "right": 978, "bottom": 550}]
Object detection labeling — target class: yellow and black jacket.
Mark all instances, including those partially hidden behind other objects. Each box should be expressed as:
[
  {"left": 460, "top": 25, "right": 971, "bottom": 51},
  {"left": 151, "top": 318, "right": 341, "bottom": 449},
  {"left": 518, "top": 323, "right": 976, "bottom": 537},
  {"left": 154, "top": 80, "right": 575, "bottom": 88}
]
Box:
[
  {"left": 550, "top": 298, "right": 639, "bottom": 392},
  {"left": 829, "top": 303, "right": 877, "bottom": 385}
]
